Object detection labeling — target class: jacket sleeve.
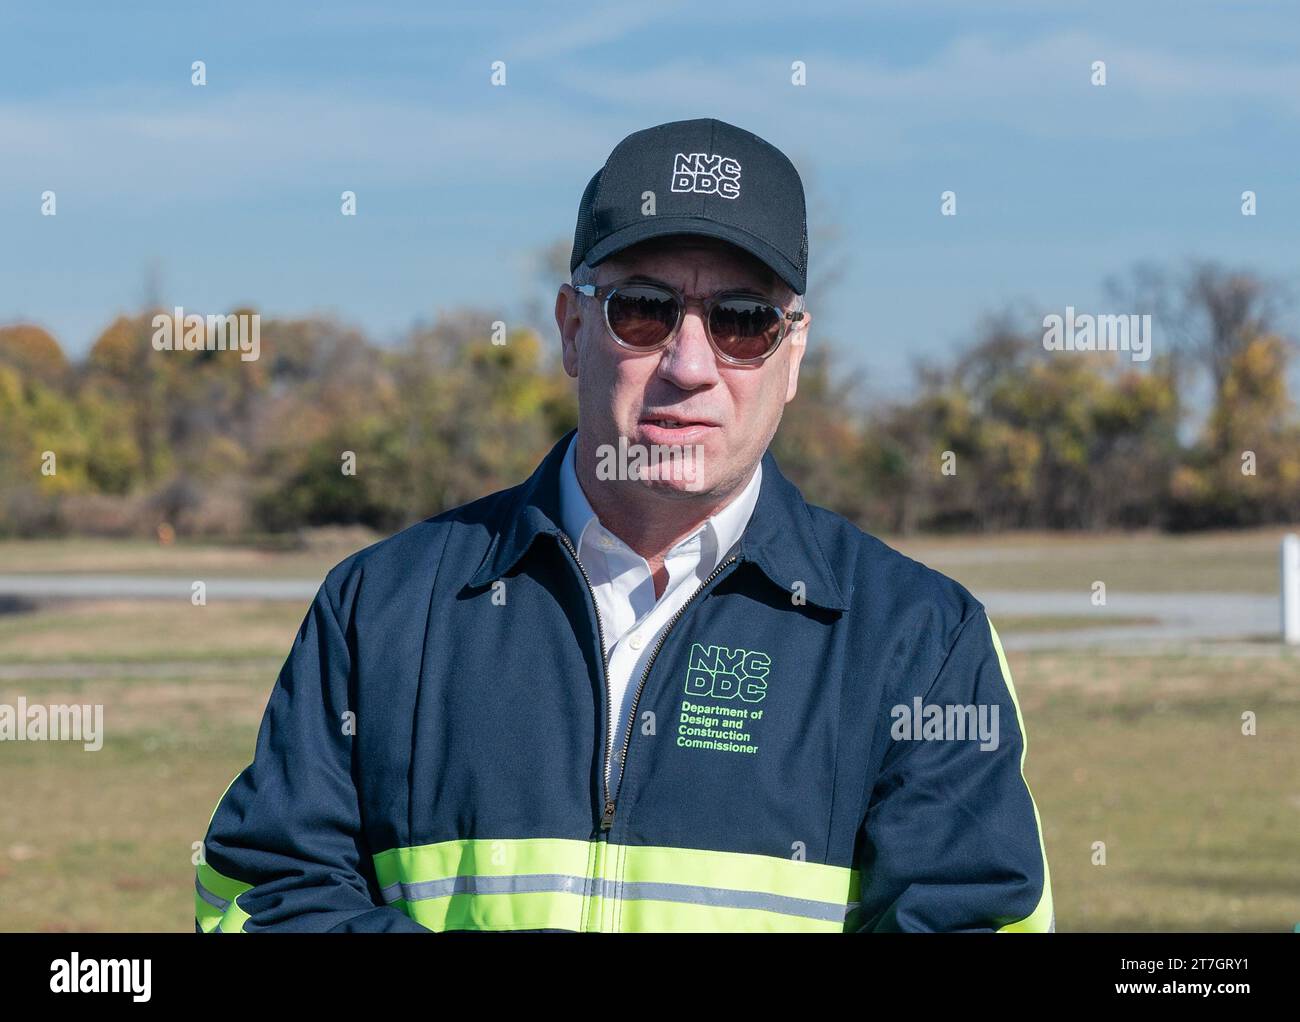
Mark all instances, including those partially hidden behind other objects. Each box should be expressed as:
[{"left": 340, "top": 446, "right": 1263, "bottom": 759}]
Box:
[
  {"left": 195, "top": 577, "right": 429, "bottom": 932},
  {"left": 854, "top": 609, "right": 1054, "bottom": 932}
]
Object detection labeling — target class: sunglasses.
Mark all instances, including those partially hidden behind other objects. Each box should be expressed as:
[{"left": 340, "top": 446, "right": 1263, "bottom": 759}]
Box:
[{"left": 573, "top": 277, "right": 805, "bottom": 365}]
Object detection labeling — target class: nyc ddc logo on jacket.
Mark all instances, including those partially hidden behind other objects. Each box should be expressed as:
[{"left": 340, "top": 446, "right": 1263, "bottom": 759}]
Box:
[
  {"left": 684, "top": 643, "right": 769, "bottom": 701},
  {"left": 197, "top": 432, "right": 1054, "bottom": 933}
]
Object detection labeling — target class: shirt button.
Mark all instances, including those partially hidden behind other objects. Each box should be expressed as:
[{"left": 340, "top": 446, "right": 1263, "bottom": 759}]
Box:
[
  {"left": 629, "top": 632, "right": 644, "bottom": 650},
  {"left": 599, "top": 535, "right": 614, "bottom": 550}
]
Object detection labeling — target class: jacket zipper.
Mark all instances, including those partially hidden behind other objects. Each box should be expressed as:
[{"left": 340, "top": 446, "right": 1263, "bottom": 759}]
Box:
[
  {"left": 557, "top": 531, "right": 739, "bottom": 834},
  {"left": 605, "top": 553, "right": 739, "bottom": 830},
  {"left": 555, "top": 532, "right": 617, "bottom": 830}
]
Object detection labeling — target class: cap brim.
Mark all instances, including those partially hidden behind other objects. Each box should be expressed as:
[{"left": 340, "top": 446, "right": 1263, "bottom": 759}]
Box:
[{"left": 582, "top": 216, "right": 805, "bottom": 295}]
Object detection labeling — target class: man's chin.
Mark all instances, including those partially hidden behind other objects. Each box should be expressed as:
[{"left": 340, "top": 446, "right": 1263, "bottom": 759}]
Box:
[{"left": 632, "top": 469, "right": 713, "bottom": 497}]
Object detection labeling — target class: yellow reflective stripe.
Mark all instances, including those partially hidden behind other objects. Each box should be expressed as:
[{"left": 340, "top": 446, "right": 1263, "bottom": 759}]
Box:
[
  {"left": 195, "top": 895, "right": 223, "bottom": 933},
  {"left": 398, "top": 889, "right": 588, "bottom": 932},
  {"left": 374, "top": 837, "right": 859, "bottom": 932},
  {"left": 619, "top": 843, "right": 851, "bottom": 904},
  {"left": 196, "top": 773, "right": 253, "bottom": 933},
  {"left": 376, "top": 838, "right": 600, "bottom": 932},
  {"left": 616, "top": 898, "right": 842, "bottom": 933},
  {"left": 197, "top": 861, "right": 253, "bottom": 903},
  {"left": 205, "top": 771, "right": 242, "bottom": 830},
  {"left": 373, "top": 837, "right": 593, "bottom": 889},
  {"left": 216, "top": 900, "right": 250, "bottom": 933},
  {"left": 587, "top": 834, "right": 612, "bottom": 932},
  {"left": 988, "top": 619, "right": 1056, "bottom": 933},
  {"left": 195, "top": 862, "right": 253, "bottom": 933},
  {"left": 843, "top": 866, "right": 864, "bottom": 927},
  {"left": 847, "top": 867, "right": 862, "bottom": 903}
]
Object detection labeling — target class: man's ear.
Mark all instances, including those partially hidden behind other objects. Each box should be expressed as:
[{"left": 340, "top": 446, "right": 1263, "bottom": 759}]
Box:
[
  {"left": 784, "top": 310, "right": 811, "bottom": 403},
  {"left": 556, "top": 285, "right": 581, "bottom": 378}
]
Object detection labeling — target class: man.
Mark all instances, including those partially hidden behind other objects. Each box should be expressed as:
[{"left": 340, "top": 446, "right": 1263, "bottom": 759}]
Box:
[{"left": 197, "top": 117, "right": 1053, "bottom": 933}]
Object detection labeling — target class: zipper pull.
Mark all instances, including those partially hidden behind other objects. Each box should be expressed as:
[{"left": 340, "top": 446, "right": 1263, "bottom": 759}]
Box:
[{"left": 600, "top": 800, "right": 616, "bottom": 830}]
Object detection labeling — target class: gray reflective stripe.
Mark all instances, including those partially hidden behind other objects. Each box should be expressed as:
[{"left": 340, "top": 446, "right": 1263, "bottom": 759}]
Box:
[
  {"left": 382, "top": 872, "right": 851, "bottom": 924},
  {"left": 382, "top": 873, "right": 587, "bottom": 904},
  {"left": 195, "top": 876, "right": 230, "bottom": 911},
  {"left": 616, "top": 880, "right": 846, "bottom": 923}
]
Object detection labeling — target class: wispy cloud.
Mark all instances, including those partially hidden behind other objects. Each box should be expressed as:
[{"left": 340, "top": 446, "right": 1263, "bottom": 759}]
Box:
[
  {"left": 0, "top": 87, "right": 618, "bottom": 205},
  {"left": 550, "top": 30, "right": 1300, "bottom": 151}
]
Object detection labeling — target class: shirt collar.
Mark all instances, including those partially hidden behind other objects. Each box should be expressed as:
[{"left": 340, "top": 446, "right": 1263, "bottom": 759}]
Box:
[
  {"left": 556, "top": 433, "right": 599, "bottom": 555},
  {"left": 556, "top": 432, "right": 761, "bottom": 572},
  {"left": 469, "top": 429, "right": 848, "bottom": 612}
]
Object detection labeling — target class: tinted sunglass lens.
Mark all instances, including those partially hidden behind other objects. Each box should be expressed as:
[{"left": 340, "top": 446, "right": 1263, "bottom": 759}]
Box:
[
  {"left": 710, "top": 299, "right": 782, "bottom": 361},
  {"left": 606, "top": 286, "right": 678, "bottom": 348}
]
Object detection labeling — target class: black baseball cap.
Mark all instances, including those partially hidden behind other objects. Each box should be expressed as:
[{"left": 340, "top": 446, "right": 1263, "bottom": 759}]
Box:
[{"left": 570, "top": 118, "right": 808, "bottom": 295}]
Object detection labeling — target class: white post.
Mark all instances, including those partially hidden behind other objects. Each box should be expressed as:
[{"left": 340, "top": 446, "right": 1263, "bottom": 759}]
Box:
[{"left": 1283, "top": 533, "right": 1300, "bottom": 646}]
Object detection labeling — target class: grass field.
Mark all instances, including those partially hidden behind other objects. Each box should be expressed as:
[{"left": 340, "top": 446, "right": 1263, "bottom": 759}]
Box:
[
  {"left": 0, "top": 536, "right": 360, "bottom": 581},
  {"left": 0, "top": 529, "right": 1297, "bottom": 932},
  {"left": 1, "top": 524, "right": 1293, "bottom": 593},
  {"left": 891, "top": 526, "right": 1295, "bottom": 595}
]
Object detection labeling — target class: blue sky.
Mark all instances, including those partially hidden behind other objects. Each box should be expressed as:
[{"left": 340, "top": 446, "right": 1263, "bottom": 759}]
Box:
[{"left": 2, "top": 1, "right": 1297, "bottom": 398}]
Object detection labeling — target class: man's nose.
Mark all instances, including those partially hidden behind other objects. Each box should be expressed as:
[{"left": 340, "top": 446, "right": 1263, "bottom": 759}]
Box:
[{"left": 655, "top": 308, "right": 720, "bottom": 390}]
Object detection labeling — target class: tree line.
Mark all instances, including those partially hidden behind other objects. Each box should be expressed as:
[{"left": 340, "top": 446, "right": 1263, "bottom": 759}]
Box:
[{"left": 0, "top": 261, "right": 1295, "bottom": 540}]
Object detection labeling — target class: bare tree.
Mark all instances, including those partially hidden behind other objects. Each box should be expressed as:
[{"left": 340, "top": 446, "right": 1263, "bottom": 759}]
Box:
[{"left": 1107, "top": 260, "right": 1289, "bottom": 397}]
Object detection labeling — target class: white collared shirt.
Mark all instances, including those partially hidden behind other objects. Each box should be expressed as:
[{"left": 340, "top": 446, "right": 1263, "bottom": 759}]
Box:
[{"left": 557, "top": 434, "right": 762, "bottom": 788}]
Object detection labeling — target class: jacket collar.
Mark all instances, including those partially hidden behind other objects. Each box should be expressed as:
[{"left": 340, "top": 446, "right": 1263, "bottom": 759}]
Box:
[{"left": 469, "top": 429, "right": 848, "bottom": 612}]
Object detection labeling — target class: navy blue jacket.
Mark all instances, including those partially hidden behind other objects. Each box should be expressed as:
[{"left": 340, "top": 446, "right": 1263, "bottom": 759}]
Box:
[{"left": 197, "top": 431, "right": 1054, "bottom": 932}]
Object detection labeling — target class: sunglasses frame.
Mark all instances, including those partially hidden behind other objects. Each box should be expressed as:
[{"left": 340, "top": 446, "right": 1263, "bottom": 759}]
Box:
[{"left": 573, "top": 276, "right": 805, "bottom": 366}]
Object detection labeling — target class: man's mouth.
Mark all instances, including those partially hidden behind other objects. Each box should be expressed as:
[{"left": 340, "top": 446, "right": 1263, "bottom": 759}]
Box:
[
  {"left": 636, "top": 416, "right": 719, "bottom": 447},
  {"left": 638, "top": 414, "right": 718, "bottom": 430}
]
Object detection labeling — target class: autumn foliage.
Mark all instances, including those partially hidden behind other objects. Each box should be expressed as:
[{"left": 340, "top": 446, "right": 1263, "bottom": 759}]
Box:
[{"left": 0, "top": 263, "right": 1296, "bottom": 538}]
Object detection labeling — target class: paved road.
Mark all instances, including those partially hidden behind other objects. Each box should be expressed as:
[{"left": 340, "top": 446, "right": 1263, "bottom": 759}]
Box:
[
  {"left": 0, "top": 575, "right": 1287, "bottom": 652},
  {"left": 979, "top": 591, "right": 1281, "bottom": 651}
]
